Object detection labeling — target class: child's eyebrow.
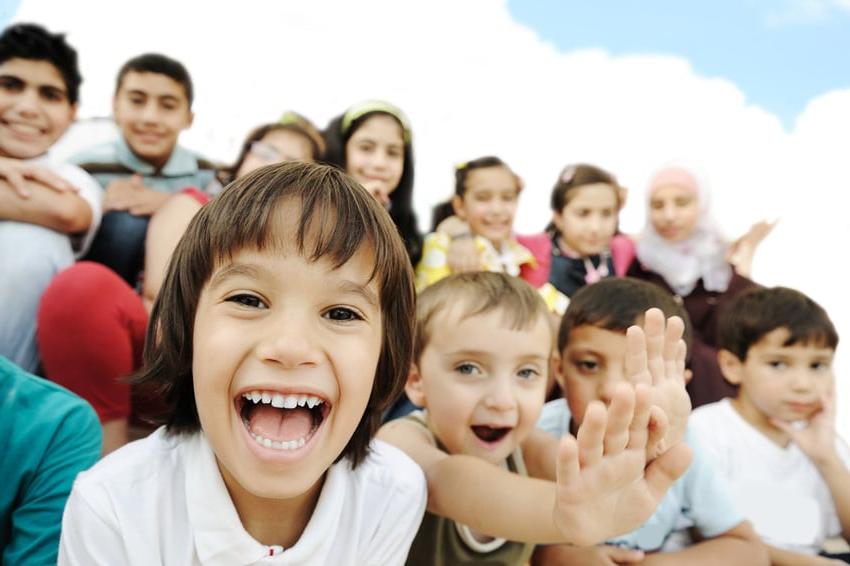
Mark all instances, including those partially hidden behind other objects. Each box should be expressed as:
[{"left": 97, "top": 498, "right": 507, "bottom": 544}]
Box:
[
  {"left": 208, "top": 263, "right": 263, "bottom": 289},
  {"left": 335, "top": 280, "right": 379, "bottom": 308}
]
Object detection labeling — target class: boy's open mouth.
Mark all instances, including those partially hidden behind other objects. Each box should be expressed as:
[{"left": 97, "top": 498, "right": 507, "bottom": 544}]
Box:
[
  {"left": 237, "top": 391, "right": 330, "bottom": 451},
  {"left": 471, "top": 425, "right": 512, "bottom": 444}
]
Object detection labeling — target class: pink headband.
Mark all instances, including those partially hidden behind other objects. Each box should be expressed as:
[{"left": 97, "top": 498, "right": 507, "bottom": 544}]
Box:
[{"left": 649, "top": 167, "right": 699, "bottom": 197}]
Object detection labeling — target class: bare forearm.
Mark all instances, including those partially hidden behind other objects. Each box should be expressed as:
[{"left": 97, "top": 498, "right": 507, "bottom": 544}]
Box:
[
  {"left": 640, "top": 537, "right": 768, "bottom": 566},
  {"left": 0, "top": 181, "right": 91, "bottom": 233},
  {"left": 768, "top": 544, "right": 835, "bottom": 566},
  {"left": 427, "top": 454, "right": 566, "bottom": 544}
]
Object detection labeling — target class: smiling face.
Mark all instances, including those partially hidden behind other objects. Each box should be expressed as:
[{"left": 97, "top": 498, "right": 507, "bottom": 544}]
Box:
[
  {"left": 0, "top": 58, "right": 76, "bottom": 159},
  {"left": 648, "top": 184, "right": 700, "bottom": 242},
  {"left": 552, "top": 183, "right": 619, "bottom": 256},
  {"left": 113, "top": 70, "right": 193, "bottom": 167},
  {"left": 722, "top": 327, "right": 835, "bottom": 434},
  {"left": 453, "top": 165, "right": 519, "bottom": 247},
  {"left": 344, "top": 114, "right": 405, "bottom": 206},
  {"left": 191, "top": 207, "right": 383, "bottom": 505},
  {"left": 407, "top": 307, "right": 551, "bottom": 464},
  {"left": 557, "top": 324, "right": 632, "bottom": 427}
]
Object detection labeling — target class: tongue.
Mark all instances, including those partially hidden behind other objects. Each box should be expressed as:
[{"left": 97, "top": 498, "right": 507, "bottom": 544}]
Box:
[{"left": 249, "top": 405, "right": 314, "bottom": 442}]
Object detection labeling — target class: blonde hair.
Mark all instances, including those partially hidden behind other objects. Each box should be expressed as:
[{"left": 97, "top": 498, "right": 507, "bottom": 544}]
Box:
[{"left": 414, "top": 272, "right": 550, "bottom": 362}]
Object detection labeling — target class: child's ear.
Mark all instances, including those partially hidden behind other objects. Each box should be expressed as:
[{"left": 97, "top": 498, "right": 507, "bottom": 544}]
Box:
[
  {"left": 717, "top": 349, "right": 744, "bottom": 385},
  {"left": 404, "top": 363, "right": 427, "bottom": 407},
  {"left": 618, "top": 186, "right": 628, "bottom": 210},
  {"left": 683, "top": 368, "right": 693, "bottom": 384},
  {"left": 451, "top": 195, "right": 466, "bottom": 220},
  {"left": 186, "top": 110, "right": 195, "bottom": 129},
  {"left": 550, "top": 349, "right": 565, "bottom": 390}
]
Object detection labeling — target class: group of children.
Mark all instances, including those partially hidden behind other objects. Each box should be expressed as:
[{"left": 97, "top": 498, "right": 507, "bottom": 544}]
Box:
[{"left": 0, "top": 21, "right": 847, "bottom": 566}]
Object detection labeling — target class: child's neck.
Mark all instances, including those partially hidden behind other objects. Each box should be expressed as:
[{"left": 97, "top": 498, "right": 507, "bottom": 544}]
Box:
[
  {"left": 221, "top": 465, "right": 325, "bottom": 548},
  {"left": 729, "top": 396, "right": 791, "bottom": 448}
]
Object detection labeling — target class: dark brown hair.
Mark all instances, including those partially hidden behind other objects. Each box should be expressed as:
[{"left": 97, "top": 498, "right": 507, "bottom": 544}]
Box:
[
  {"left": 223, "top": 116, "right": 325, "bottom": 185},
  {"left": 135, "top": 161, "right": 415, "bottom": 467},
  {"left": 558, "top": 277, "right": 692, "bottom": 353},
  {"left": 414, "top": 272, "right": 550, "bottom": 363},
  {"left": 718, "top": 286, "right": 838, "bottom": 361}
]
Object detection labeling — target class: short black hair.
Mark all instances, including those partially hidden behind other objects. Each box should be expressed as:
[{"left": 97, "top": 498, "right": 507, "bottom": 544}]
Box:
[
  {"left": 558, "top": 277, "right": 692, "bottom": 353},
  {"left": 0, "top": 23, "right": 81, "bottom": 104},
  {"left": 115, "top": 53, "right": 193, "bottom": 106},
  {"left": 718, "top": 286, "right": 838, "bottom": 361}
]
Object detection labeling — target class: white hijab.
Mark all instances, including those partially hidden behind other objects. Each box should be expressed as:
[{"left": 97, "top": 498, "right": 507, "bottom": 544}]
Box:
[{"left": 635, "top": 165, "right": 732, "bottom": 296}]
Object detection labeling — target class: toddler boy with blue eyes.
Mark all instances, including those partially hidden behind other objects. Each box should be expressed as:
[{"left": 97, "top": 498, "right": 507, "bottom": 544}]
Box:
[
  {"left": 534, "top": 277, "right": 766, "bottom": 565},
  {"left": 690, "top": 286, "right": 850, "bottom": 565}
]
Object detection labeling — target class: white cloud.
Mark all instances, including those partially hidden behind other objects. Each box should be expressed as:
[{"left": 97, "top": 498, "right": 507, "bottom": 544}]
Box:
[
  {"left": 766, "top": 0, "right": 850, "bottom": 25},
  {"left": 14, "top": 0, "right": 850, "bottom": 437}
]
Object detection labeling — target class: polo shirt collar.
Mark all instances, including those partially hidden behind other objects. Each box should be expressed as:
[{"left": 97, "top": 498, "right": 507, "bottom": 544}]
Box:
[
  {"left": 185, "top": 432, "right": 347, "bottom": 565},
  {"left": 115, "top": 137, "right": 198, "bottom": 177}
]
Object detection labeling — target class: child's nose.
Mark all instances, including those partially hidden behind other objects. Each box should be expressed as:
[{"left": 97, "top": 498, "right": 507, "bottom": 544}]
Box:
[
  {"left": 483, "top": 378, "right": 516, "bottom": 411},
  {"left": 140, "top": 101, "right": 160, "bottom": 122},
  {"left": 254, "top": 314, "right": 321, "bottom": 370},
  {"left": 13, "top": 88, "right": 40, "bottom": 117}
]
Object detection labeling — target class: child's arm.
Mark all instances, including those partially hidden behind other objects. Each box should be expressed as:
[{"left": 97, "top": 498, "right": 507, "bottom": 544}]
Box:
[
  {"left": 103, "top": 174, "right": 170, "bottom": 216},
  {"left": 0, "top": 178, "right": 92, "bottom": 233},
  {"left": 638, "top": 521, "right": 767, "bottom": 565},
  {"left": 378, "top": 383, "right": 692, "bottom": 546},
  {"left": 767, "top": 545, "right": 846, "bottom": 565},
  {"left": 771, "top": 384, "right": 850, "bottom": 542}
]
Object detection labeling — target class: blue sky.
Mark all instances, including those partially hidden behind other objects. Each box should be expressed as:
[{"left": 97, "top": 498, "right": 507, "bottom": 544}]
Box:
[{"left": 507, "top": 0, "right": 850, "bottom": 129}]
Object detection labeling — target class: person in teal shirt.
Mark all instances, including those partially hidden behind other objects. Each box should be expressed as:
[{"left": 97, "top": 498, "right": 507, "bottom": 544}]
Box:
[{"left": 0, "top": 356, "right": 101, "bottom": 565}]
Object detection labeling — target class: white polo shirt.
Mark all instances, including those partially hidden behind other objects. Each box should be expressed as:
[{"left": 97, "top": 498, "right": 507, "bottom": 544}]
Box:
[{"left": 59, "top": 428, "right": 427, "bottom": 565}]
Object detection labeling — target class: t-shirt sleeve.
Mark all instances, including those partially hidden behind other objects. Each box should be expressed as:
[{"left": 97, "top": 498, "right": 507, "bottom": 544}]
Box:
[
  {"left": 55, "top": 163, "right": 104, "bottom": 257},
  {"left": 415, "top": 232, "right": 453, "bottom": 293},
  {"left": 363, "top": 442, "right": 427, "bottom": 565},
  {"left": 680, "top": 430, "right": 743, "bottom": 538},
  {"left": 4, "top": 401, "right": 101, "bottom": 566},
  {"left": 58, "top": 482, "right": 131, "bottom": 566}
]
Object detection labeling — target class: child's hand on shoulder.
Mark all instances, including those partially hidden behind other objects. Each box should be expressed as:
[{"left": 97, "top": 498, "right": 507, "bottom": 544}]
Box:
[
  {"left": 771, "top": 383, "right": 839, "bottom": 468},
  {"left": 0, "top": 156, "right": 78, "bottom": 198},
  {"left": 626, "top": 308, "right": 690, "bottom": 459},
  {"left": 552, "top": 382, "right": 692, "bottom": 546}
]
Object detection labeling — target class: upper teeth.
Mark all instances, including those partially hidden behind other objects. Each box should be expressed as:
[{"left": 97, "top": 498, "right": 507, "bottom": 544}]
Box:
[{"left": 242, "top": 391, "right": 323, "bottom": 409}]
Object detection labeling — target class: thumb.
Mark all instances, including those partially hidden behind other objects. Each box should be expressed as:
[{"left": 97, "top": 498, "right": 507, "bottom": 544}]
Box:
[
  {"left": 769, "top": 418, "right": 796, "bottom": 435},
  {"left": 130, "top": 173, "right": 144, "bottom": 187},
  {"left": 644, "top": 442, "right": 692, "bottom": 501},
  {"left": 606, "top": 545, "right": 645, "bottom": 563}
]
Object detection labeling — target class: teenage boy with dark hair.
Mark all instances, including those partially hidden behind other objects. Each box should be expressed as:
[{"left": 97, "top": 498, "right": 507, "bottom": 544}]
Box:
[
  {"left": 690, "top": 286, "right": 849, "bottom": 565},
  {"left": 0, "top": 22, "right": 103, "bottom": 373},
  {"left": 72, "top": 52, "right": 216, "bottom": 285}
]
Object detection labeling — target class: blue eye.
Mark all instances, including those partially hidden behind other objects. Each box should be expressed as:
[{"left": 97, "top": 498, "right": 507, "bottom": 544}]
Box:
[
  {"left": 225, "top": 293, "right": 266, "bottom": 308},
  {"left": 517, "top": 368, "right": 539, "bottom": 380},
  {"left": 325, "top": 307, "right": 362, "bottom": 322},
  {"left": 455, "top": 363, "right": 479, "bottom": 376}
]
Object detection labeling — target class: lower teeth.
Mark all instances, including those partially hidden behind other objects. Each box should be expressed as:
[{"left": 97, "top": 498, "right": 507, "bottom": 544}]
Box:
[{"left": 249, "top": 432, "right": 307, "bottom": 451}]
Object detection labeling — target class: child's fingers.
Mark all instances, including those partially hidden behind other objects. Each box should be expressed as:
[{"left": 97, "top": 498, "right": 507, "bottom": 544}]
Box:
[
  {"left": 662, "top": 316, "right": 685, "bottom": 376},
  {"left": 625, "top": 326, "right": 650, "bottom": 386},
  {"left": 555, "top": 433, "right": 581, "bottom": 488},
  {"left": 577, "top": 401, "right": 607, "bottom": 467},
  {"left": 644, "top": 308, "right": 665, "bottom": 384},
  {"left": 644, "top": 442, "right": 693, "bottom": 501},
  {"left": 4, "top": 170, "right": 30, "bottom": 198},
  {"left": 626, "top": 384, "right": 652, "bottom": 451},
  {"left": 603, "top": 383, "right": 635, "bottom": 455}
]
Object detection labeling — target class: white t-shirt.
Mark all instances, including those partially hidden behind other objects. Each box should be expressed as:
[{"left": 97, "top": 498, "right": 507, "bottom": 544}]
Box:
[
  {"left": 59, "top": 428, "right": 427, "bottom": 566},
  {"left": 690, "top": 399, "right": 850, "bottom": 555},
  {"left": 30, "top": 155, "right": 103, "bottom": 257}
]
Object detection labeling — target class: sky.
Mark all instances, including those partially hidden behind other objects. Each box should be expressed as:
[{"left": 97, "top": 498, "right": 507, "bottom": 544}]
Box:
[
  {"left": 507, "top": 0, "right": 850, "bottom": 129},
  {"left": 4, "top": 0, "right": 850, "bottom": 435}
]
